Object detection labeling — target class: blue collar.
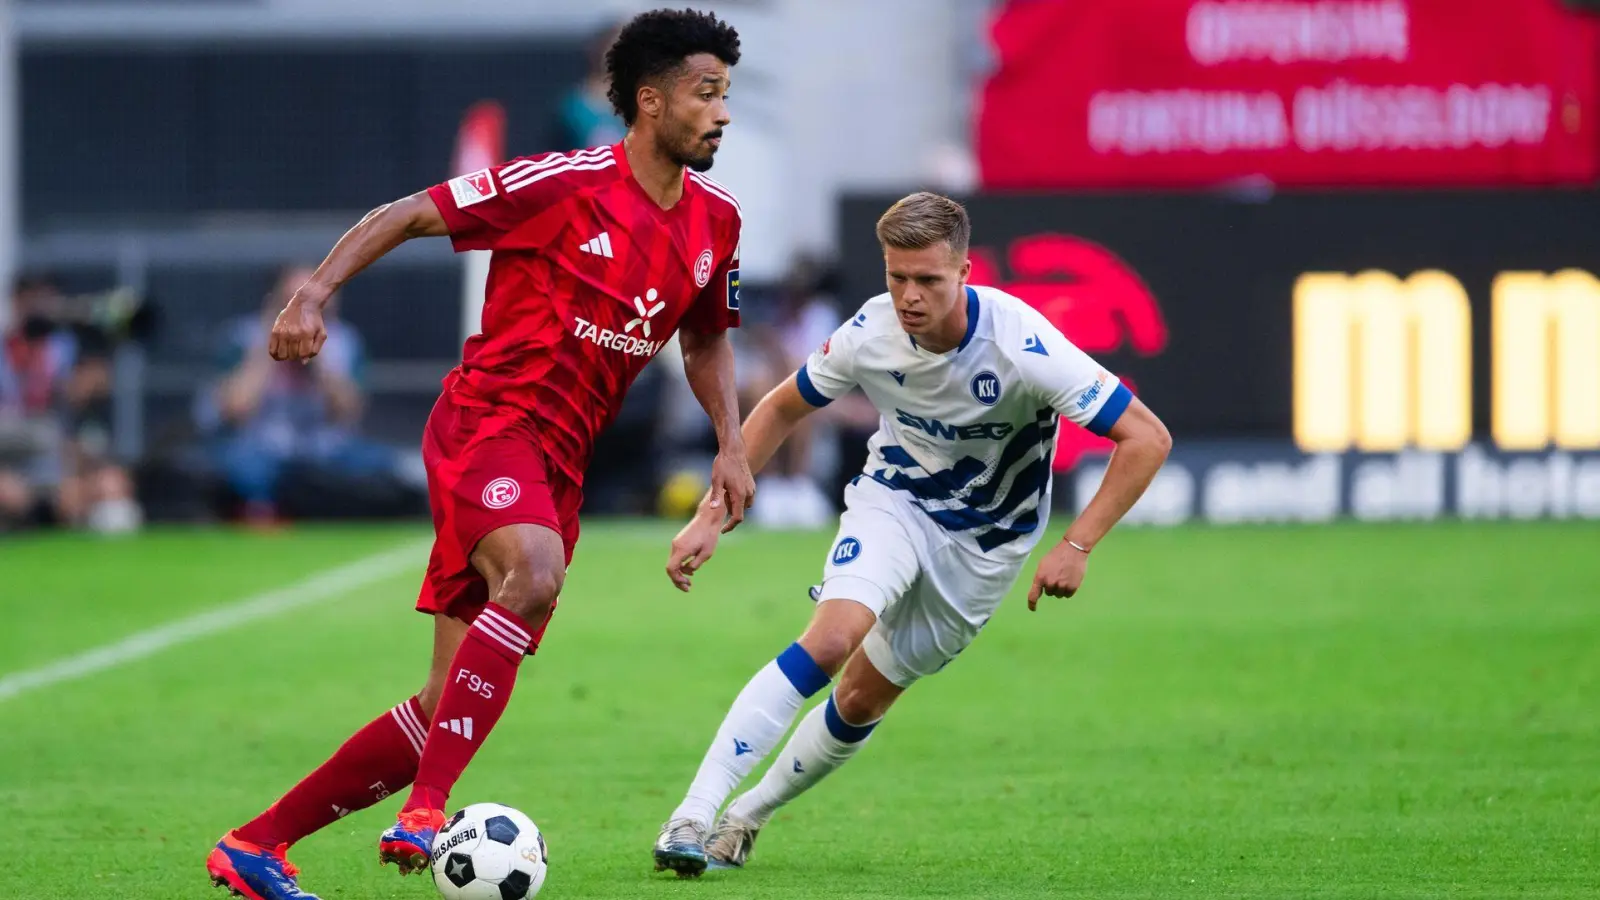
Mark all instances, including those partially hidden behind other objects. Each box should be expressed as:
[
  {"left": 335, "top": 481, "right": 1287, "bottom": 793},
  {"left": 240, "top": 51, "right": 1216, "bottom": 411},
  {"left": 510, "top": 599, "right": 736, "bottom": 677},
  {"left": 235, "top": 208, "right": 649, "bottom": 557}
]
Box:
[
  {"left": 958, "top": 285, "right": 980, "bottom": 352},
  {"left": 910, "top": 286, "right": 980, "bottom": 353}
]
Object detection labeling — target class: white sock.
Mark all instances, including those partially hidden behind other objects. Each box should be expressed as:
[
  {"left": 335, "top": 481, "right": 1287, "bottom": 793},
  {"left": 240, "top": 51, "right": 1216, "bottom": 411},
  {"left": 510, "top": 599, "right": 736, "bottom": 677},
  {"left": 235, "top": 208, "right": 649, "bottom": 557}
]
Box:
[
  {"left": 726, "top": 692, "right": 879, "bottom": 828},
  {"left": 671, "top": 643, "right": 831, "bottom": 829}
]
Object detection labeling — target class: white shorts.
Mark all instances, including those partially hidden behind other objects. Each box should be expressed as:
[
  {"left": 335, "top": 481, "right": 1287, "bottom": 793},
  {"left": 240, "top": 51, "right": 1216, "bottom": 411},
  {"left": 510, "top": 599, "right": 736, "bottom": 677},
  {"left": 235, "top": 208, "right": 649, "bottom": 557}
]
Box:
[{"left": 818, "top": 477, "right": 1025, "bottom": 687}]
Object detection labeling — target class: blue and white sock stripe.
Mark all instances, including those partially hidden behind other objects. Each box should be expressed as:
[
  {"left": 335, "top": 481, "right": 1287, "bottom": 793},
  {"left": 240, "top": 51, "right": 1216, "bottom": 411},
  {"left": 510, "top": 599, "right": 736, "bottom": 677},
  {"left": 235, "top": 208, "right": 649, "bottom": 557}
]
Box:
[
  {"left": 775, "top": 642, "right": 830, "bottom": 698},
  {"left": 823, "top": 694, "right": 878, "bottom": 744}
]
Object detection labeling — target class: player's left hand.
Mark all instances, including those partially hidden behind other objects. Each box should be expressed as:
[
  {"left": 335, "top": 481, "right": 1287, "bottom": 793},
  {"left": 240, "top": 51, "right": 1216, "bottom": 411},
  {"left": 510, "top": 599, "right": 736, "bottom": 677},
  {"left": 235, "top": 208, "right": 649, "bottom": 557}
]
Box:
[
  {"left": 1026, "top": 539, "right": 1090, "bottom": 611},
  {"left": 666, "top": 511, "right": 723, "bottom": 592},
  {"left": 707, "top": 451, "right": 756, "bottom": 534}
]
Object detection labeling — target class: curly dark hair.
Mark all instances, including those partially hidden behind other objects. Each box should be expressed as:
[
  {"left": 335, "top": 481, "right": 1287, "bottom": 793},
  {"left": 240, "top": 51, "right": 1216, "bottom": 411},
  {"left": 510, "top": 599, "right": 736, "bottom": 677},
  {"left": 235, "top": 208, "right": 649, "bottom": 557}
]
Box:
[{"left": 605, "top": 8, "right": 741, "bottom": 126}]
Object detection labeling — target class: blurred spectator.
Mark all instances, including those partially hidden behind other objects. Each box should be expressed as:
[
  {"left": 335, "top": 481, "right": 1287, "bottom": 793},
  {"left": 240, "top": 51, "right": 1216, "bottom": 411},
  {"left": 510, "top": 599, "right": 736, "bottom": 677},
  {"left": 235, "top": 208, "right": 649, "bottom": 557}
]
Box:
[
  {"left": 734, "top": 255, "right": 877, "bottom": 529},
  {"left": 0, "top": 274, "right": 143, "bottom": 534},
  {"left": 195, "top": 266, "right": 398, "bottom": 525},
  {"left": 553, "top": 22, "right": 627, "bottom": 151}
]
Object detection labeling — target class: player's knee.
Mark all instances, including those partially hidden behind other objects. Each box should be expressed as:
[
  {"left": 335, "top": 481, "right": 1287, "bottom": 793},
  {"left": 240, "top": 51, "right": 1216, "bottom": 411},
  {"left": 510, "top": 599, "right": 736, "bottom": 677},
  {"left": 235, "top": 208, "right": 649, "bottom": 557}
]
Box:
[
  {"left": 796, "top": 629, "right": 860, "bottom": 676},
  {"left": 474, "top": 525, "right": 566, "bottom": 623},
  {"left": 832, "top": 679, "right": 889, "bottom": 726},
  {"left": 493, "top": 566, "right": 562, "bottom": 623},
  {"left": 798, "top": 600, "right": 875, "bottom": 674}
]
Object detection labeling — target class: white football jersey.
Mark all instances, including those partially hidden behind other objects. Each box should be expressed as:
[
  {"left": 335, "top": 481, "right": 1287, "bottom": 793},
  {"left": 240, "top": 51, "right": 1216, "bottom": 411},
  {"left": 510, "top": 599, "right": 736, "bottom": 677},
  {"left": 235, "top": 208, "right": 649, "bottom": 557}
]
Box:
[{"left": 797, "top": 285, "right": 1131, "bottom": 559}]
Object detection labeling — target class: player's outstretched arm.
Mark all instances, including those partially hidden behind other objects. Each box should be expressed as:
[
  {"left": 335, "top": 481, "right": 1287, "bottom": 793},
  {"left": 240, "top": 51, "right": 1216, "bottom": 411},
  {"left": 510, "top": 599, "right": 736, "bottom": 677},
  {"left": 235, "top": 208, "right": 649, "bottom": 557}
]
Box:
[
  {"left": 268, "top": 192, "right": 448, "bottom": 362},
  {"left": 665, "top": 376, "right": 819, "bottom": 592},
  {"left": 680, "top": 327, "right": 757, "bottom": 533},
  {"left": 1028, "top": 396, "right": 1171, "bottom": 610}
]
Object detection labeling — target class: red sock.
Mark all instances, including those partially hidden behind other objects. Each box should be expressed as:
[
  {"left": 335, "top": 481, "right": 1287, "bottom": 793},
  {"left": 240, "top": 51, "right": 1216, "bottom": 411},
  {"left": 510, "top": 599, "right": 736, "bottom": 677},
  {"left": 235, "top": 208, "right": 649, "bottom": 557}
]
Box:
[
  {"left": 236, "top": 696, "right": 429, "bottom": 848},
  {"left": 404, "top": 604, "right": 534, "bottom": 813}
]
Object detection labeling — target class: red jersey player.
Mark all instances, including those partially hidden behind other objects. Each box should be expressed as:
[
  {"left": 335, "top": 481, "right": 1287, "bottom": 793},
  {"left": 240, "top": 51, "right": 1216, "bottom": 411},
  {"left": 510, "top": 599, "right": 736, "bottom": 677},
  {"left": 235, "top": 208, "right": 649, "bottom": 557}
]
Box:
[{"left": 205, "top": 11, "right": 753, "bottom": 900}]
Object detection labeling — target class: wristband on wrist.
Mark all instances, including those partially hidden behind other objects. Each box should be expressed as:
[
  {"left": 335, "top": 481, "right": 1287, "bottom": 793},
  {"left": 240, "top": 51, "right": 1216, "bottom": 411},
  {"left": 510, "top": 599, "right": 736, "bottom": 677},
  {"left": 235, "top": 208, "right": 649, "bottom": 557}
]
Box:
[{"left": 1066, "top": 539, "right": 1091, "bottom": 554}]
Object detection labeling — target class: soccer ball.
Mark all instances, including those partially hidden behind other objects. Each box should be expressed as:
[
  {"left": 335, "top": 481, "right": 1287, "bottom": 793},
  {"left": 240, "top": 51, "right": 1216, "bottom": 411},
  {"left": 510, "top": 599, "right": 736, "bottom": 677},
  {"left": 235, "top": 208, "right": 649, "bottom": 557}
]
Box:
[{"left": 431, "top": 803, "right": 548, "bottom": 900}]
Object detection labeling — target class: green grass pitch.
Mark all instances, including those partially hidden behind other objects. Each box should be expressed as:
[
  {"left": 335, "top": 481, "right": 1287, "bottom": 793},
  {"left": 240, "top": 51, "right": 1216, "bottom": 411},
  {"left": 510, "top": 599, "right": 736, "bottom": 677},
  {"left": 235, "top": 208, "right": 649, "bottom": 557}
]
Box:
[{"left": 1, "top": 520, "right": 1597, "bottom": 899}]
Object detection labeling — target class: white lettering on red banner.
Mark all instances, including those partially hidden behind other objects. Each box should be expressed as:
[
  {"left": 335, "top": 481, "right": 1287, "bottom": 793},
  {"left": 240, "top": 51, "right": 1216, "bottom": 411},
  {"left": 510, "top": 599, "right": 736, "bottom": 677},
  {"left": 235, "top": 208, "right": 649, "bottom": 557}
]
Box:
[
  {"left": 979, "top": 0, "right": 1598, "bottom": 189},
  {"left": 1294, "top": 82, "right": 1551, "bottom": 152},
  {"left": 1088, "top": 82, "right": 1555, "bottom": 158},
  {"left": 1186, "top": 1, "right": 1410, "bottom": 67},
  {"left": 1090, "top": 91, "right": 1289, "bottom": 155}
]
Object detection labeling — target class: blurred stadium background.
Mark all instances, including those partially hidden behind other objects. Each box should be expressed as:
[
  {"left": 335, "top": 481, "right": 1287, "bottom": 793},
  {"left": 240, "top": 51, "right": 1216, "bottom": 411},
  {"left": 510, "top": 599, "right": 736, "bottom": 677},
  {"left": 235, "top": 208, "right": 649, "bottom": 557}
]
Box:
[
  {"left": 2, "top": 2, "right": 1598, "bottom": 898},
  {"left": 3, "top": 0, "right": 1600, "bottom": 531}
]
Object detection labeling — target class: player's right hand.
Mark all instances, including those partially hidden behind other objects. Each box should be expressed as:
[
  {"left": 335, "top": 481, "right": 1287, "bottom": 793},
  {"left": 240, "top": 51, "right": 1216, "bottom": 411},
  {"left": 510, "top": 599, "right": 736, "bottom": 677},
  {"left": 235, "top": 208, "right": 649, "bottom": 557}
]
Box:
[
  {"left": 708, "top": 450, "right": 756, "bottom": 534},
  {"left": 666, "top": 513, "right": 722, "bottom": 593},
  {"left": 1026, "top": 539, "right": 1090, "bottom": 610},
  {"left": 268, "top": 288, "right": 330, "bottom": 362}
]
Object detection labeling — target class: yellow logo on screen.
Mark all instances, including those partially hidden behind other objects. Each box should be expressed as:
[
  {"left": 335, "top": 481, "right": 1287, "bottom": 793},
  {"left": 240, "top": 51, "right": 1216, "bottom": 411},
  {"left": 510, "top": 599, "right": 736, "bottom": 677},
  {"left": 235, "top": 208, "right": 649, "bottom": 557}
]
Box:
[{"left": 1293, "top": 269, "right": 1600, "bottom": 452}]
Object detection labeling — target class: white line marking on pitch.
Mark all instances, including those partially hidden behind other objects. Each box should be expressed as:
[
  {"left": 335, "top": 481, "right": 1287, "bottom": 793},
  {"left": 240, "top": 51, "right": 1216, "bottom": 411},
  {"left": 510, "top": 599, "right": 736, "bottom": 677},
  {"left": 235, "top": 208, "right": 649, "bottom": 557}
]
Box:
[{"left": 0, "top": 539, "right": 430, "bottom": 704}]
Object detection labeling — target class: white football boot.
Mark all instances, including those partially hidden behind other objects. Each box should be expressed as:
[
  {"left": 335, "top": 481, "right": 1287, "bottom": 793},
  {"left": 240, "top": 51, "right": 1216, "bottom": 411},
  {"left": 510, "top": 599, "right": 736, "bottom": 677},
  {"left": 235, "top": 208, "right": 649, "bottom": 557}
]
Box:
[
  {"left": 705, "top": 813, "right": 761, "bottom": 869},
  {"left": 652, "top": 818, "right": 709, "bottom": 879}
]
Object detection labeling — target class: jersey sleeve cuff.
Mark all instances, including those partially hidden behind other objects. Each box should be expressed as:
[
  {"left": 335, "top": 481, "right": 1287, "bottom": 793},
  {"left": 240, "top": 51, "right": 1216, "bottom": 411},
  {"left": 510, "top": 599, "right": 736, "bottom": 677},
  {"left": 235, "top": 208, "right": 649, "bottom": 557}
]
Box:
[
  {"left": 794, "top": 364, "right": 835, "bottom": 408},
  {"left": 425, "top": 183, "right": 484, "bottom": 253},
  {"left": 1085, "top": 383, "right": 1133, "bottom": 436}
]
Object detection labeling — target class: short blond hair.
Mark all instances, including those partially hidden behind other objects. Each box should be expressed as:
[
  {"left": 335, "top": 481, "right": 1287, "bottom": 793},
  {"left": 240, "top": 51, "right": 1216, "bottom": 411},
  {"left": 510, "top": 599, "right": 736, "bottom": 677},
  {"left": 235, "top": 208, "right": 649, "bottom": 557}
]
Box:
[{"left": 875, "top": 192, "right": 970, "bottom": 257}]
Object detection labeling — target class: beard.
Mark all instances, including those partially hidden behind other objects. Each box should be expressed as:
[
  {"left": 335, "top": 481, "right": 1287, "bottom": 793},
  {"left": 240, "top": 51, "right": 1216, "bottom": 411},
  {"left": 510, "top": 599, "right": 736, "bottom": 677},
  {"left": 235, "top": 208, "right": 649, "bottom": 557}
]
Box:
[{"left": 659, "top": 124, "right": 719, "bottom": 172}]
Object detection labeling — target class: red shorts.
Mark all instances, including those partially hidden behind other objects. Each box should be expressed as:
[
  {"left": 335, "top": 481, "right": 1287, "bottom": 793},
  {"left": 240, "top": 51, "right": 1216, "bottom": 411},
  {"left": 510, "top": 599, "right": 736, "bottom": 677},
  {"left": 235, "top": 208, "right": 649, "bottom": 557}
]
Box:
[{"left": 416, "top": 390, "right": 582, "bottom": 644}]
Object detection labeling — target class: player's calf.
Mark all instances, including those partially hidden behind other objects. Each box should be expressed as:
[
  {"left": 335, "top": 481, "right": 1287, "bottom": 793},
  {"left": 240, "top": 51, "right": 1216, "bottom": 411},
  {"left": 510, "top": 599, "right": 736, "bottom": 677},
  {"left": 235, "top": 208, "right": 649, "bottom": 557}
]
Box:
[
  {"left": 661, "top": 639, "right": 831, "bottom": 850},
  {"left": 389, "top": 526, "right": 565, "bottom": 873},
  {"left": 723, "top": 650, "right": 902, "bottom": 834},
  {"left": 661, "top": 601, "right": 872, "bottom": 839}
]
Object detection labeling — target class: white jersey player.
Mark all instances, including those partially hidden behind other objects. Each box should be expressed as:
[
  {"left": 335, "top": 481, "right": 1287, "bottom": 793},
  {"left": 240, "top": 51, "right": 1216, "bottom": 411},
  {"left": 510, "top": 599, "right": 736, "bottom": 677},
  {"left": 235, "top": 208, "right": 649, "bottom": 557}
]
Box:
[{"left": 652, "top": 193, "right": 1172, "bottom": 877}]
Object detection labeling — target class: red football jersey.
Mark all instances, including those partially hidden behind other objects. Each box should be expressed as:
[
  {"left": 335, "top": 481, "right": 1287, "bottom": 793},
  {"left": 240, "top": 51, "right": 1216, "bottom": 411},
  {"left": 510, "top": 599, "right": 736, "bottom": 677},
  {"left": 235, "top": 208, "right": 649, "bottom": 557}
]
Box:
[{"left": 425, "top": 142, "right": 742, "bottom": 485}]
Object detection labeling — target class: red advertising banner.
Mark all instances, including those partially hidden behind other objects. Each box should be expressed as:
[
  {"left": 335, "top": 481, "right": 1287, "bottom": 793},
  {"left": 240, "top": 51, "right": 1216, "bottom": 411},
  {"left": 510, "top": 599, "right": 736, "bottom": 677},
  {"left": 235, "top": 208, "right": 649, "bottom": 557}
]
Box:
[{"left": 976, "top": 0, "right": 1600, "bottom": 189}]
